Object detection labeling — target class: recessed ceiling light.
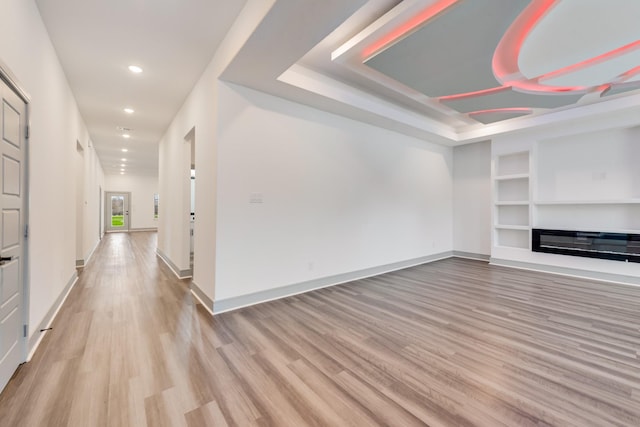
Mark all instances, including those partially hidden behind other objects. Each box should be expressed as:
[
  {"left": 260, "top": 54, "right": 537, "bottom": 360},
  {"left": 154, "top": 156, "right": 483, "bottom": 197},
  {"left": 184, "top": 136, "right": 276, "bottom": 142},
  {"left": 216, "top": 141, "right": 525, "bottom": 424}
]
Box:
[
  {"left": 120, "top": 164, "right": 126, "bottom": 167},
  {"left": 121, "top": 158, "right": 127, "bottom": 162},
  {"left": 128, "top": 65, "right": 143, "bottom": 74},
  {"left": 120, "top": 172, "right": 125, "bottom": 175},
  {"left": 122, "top": 134, "right": 130, "bottom": 139},
  {"left": 124, "top": 108, "right": 134, "bottom": 114},
  {"left": 121, "top": 148, "right": 128, "bottom": 152}
]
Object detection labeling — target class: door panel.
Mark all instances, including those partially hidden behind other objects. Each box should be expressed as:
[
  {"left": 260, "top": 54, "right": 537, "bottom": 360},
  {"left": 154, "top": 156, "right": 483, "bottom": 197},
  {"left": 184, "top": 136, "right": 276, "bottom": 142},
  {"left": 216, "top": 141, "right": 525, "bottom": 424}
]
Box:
[
  {"left": 105, "top": 192, "right": 130, "bottom": 232},
  {"left": 2, "top": 101, "right": 20, "bottom": 147},
  {"left": 0, "top": 79, "right": 26, "bottom": 393},
  {"left": 3, "top": 156, "right": 20, "bottom": 195},
  {"left": 2, "top": 209, "right": 20, "bottom": 248}
]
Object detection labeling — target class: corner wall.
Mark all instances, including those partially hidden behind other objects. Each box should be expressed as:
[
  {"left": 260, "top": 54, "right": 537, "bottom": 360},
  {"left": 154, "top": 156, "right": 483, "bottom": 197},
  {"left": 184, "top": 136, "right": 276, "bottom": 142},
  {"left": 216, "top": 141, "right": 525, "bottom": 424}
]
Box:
[
  {"left": 0, "top": 0, "right": 104, "bottom": 345},
  {"left": 157, "top": 0, "right": 276, "bottom": 289},
  {"left": 453, "top": 141, "right": 491, "bottom": 258}
]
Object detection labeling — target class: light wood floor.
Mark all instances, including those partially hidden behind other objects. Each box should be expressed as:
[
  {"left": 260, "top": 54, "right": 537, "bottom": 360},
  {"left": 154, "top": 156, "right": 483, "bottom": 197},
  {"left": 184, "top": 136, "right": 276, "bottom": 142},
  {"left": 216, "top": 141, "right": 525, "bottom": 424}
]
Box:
[{"left": 1, "top": 232, "right": 640, "bottom": 426}]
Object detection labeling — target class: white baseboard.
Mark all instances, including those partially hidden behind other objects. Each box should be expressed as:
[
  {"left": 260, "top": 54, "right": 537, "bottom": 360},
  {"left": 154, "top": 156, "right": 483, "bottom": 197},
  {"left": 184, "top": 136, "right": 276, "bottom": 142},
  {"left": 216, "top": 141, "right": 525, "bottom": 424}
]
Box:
[
  {"left": 75, "top": 239, "right": 101, "bottom": 267},
  {"left": 490, "top": 258, "right": 640, "bottom": 288},
  {"left": 156, "top": 248, "right": 192, "bottom": 279},
  {"left": 452, "top": 251, "right": 490, "bottom": 262},
  {"left": 212, "top": 251, "right": 454, "bottom": 315},
  {"left": 190, "top": 281, "right": 214, "bottom": 316},
  {"left": 130, "top": 227, "right": 158, "bottom": 232},
  {"left": 27, "top": 272, "right": 79, "bottom": 361}
]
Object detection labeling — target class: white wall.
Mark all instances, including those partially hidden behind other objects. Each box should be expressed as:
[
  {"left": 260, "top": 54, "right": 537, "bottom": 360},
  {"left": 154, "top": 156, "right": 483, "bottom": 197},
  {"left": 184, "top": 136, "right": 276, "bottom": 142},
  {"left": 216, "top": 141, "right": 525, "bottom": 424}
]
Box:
[
  {"left": 158, "top": 0, "right": 276, "bottom": 287},
  {"left": 453, "top": 141, "right": 491, "bottom": 256},
  {"left": 105, "top": 174, "right": 159, "bottom": 230},
  {"left": 537, "top": 128, "right": 640, "bottom": 202},
  {"left": 215, "top": 83, "right": 453, "bottom": 301},
  {"left": 0, "top": 0, "right": 104, "bottom": 341},
  {"left": 82, "top": 140, "right": 106, "bottom": 256}
]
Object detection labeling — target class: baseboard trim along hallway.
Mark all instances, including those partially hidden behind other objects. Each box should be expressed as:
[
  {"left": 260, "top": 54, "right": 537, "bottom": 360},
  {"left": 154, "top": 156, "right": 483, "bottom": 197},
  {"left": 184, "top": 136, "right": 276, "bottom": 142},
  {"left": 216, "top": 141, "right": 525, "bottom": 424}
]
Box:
[
  {"left": 27, "top": 271, "right": 78, "bottom": 361},
  {"left": 156, "top": 247, "right": 192, "bottom": 279}
]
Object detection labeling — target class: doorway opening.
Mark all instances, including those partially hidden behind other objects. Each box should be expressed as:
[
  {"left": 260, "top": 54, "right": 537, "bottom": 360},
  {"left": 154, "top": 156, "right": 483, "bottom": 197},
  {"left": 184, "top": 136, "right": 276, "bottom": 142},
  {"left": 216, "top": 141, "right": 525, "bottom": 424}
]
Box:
[
  {"left": 99, "top": 186, "right": 103, "bottom": 240},
  {"left": 185, "top": 128, "right": 195, "bottom": 273},
  {"left": 105, "top": 192, "right": 131, "bottom": 232},
  {"left": 75, "top": 141, "right": 84, "bottom": 266}
]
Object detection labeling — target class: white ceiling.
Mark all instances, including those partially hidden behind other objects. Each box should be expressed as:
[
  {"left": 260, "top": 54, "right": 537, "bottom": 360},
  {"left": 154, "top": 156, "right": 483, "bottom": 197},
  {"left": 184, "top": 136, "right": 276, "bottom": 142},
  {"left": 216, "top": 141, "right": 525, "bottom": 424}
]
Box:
[
  {"left": 36, "top": 0, "right": 640, "bottom": 174},
  {"left": 35, "top": 0, "right": 247, "bottom": 176}
]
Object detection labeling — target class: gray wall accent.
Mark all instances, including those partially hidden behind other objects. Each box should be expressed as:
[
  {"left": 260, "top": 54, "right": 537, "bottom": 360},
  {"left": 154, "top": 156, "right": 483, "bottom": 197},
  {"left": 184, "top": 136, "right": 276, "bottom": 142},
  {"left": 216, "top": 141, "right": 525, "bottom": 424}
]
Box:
[
  {"left": 156, "top": 248, "right": 192, "bottom": 279},
  {"left": 453, "top": 251, "right": 490, "bottom": 261},
  {"left": 28, "top": 271, "right": 78, "bottom": 355},
  {"left": 490, "top": 258, "right": 640, "bottom": 287},
  {"left": 213, "top": 251, "right": 454, "bottom": 314},
  {"left": 191, "top": 281, "right": 214, "bottom": 314}
]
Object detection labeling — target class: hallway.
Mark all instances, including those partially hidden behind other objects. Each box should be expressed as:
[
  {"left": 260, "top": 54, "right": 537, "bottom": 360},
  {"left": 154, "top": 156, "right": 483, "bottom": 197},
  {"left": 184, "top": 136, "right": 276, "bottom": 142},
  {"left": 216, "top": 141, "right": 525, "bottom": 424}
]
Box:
[
  {"left": 1, "top": 232, "right": 640, "bottom": 426},
  {"left": 0, "top": 232, "right": 206, "bottom": 426}
]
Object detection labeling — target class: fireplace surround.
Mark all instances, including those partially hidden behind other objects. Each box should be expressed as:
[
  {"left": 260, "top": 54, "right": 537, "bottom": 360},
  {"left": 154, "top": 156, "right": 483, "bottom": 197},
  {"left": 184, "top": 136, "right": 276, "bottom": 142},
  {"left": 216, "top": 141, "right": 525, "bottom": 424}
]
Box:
[{"left": 532, "top": 229, "right": 640, "bottom": 263}]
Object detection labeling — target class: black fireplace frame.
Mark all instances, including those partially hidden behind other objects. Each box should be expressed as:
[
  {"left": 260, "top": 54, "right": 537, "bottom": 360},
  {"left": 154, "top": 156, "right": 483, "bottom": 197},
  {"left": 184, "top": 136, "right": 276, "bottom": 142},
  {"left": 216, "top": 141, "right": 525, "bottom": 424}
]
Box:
[{"left": 532, "top": 229, "right": 640, "bottom": 263}]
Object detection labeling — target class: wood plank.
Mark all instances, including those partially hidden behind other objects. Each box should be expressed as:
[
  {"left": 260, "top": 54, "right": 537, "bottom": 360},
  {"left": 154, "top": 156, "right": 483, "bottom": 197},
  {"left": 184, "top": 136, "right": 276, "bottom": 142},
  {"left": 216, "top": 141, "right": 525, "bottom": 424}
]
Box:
[{"left": 0, "top": 232, "right": 639, "bottom": 426}]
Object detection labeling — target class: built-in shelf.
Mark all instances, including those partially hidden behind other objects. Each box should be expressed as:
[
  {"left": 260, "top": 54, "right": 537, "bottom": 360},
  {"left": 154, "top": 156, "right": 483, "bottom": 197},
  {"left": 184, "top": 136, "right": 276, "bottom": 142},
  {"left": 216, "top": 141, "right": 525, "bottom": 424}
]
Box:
[
  {"left": 494, "top": 173, "right": 529, "bottom": 181},
  {"left": 495, "top": 201, "right": 529, "bottom": 206},
  {"left": 534, "top": 199, "right": 640, "bottom": 205},
  {"left": 534, "top": 202, "right": 640, "bottom": 232},
  {"left": 495, "top": 228, "right": 530, "bottom": 249},
  {"left": 496, "top": 151, "right": 529, "bottom": 176},
  {"left": 494, "top": 245, "right": 530, "bottom": 252},
  {"left": 493, "top": 150, "right": 531, "bottom": 251},
  {"left": 495, "top": 225, "right": 529, "bottom": 231}
]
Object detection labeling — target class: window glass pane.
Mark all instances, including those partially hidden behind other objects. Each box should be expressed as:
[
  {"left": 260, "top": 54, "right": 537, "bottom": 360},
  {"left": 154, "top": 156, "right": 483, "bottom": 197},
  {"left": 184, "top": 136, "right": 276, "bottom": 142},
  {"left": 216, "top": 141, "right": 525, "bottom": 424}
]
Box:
[{"left": 111, "top": 196, "right": 124, "bottom": 227}]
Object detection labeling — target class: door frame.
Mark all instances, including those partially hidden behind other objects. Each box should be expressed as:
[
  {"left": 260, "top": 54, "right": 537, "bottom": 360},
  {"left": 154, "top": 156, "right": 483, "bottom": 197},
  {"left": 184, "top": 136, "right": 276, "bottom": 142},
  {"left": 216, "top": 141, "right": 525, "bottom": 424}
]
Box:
[
  {"left": 0, "top": 59, "right": 31, "bottom": 363},
  {"left": 104, "top": 191, "right": 131, "bottom": 232}
]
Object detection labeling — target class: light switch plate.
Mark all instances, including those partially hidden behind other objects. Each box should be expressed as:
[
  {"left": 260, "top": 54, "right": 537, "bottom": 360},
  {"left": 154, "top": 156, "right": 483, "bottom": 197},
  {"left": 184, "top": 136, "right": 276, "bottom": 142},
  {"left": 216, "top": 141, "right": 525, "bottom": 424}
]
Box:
[{"left": 249, "top": 193, "right": 263, "bottom": 204}]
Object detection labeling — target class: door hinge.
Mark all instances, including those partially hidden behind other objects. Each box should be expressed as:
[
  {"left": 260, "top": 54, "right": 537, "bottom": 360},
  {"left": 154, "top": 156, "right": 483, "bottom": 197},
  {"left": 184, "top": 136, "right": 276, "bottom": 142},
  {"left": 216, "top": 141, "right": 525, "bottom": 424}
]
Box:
[
  {"left": 24, "top": 224, "right": 29, "bottom": 239},
  {"left": 25, "top": 125, "right": 29, "bottom": 139},
  {"left": 23, "top": 324, "right": 28, "bottom": 338}
]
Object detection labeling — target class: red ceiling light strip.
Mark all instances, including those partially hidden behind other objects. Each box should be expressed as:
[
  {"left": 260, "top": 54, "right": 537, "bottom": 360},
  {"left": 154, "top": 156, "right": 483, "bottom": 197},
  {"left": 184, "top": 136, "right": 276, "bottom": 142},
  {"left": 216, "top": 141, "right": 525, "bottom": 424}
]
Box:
[
  {"left": 618, "top": 65, "right": 640, "bottom": 82},
  {"left": 538, "top": 40, "right": 640, "bottom": 84},
  {"left": 468, "top": 107, "right": 533, "bottom": 117},
  {"left": 362, "top": 0, "right": 461, "bottom": 60},
  {"left": 492, "top": 0, "right": 586, "bottom": 93},
  {"left": 493, "top": 0, "right": 557, "bottom": 82},
  {"left": 438, "top": 86, "right": 511, "bottom": 101}
]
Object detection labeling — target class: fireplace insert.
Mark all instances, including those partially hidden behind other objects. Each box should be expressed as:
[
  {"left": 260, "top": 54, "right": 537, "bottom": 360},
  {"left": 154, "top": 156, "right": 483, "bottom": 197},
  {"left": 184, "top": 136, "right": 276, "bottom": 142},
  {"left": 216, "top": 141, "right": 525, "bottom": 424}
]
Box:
[{"left": 532, "top": 229, "right": 640, "bottom": 263}]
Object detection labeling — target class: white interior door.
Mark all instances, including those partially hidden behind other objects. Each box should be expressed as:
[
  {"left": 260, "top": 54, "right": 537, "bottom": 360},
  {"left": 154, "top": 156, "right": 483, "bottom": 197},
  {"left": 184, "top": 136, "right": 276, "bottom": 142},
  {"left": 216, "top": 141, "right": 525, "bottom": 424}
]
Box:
[
  {"left": 0, "top": 79, "right": 27, "bottom": 391},
  {"left": 105, "top": 192, "right": 130, "bottom": 232}
]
